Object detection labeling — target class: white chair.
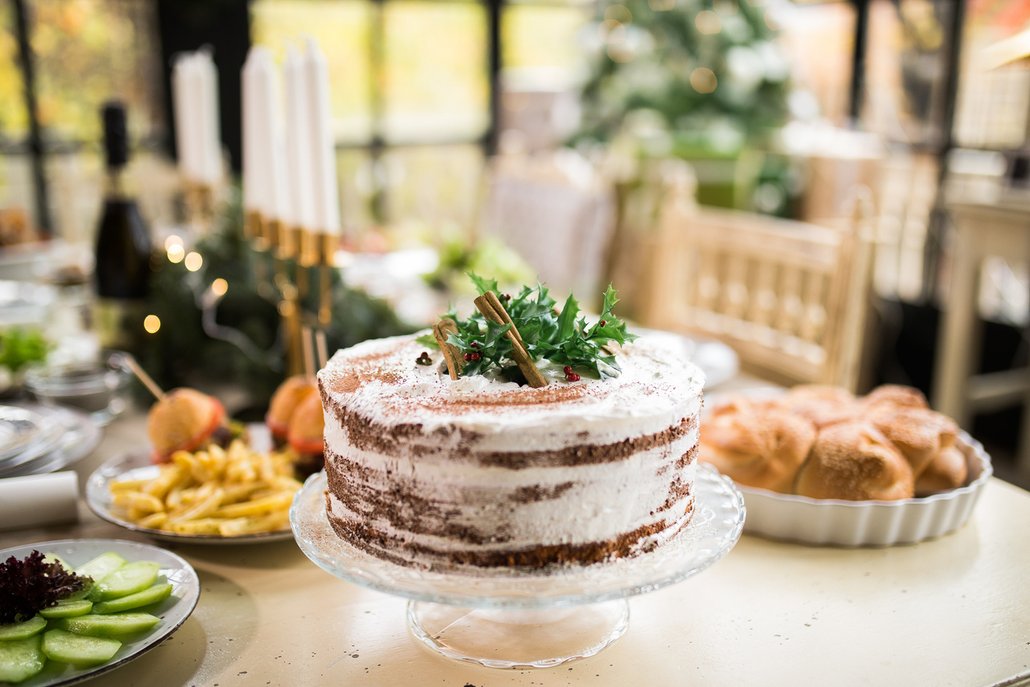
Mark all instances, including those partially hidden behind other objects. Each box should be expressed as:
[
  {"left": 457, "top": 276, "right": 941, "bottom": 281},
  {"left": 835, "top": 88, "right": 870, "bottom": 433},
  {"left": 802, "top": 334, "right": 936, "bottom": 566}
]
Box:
[{"left": 640, "top": 195, "right": 875, "bottom": 392}]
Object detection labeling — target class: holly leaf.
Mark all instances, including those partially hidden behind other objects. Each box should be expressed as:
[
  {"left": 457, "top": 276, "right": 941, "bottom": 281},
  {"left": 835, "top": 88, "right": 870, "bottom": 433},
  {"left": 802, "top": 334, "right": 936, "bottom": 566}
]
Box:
[
  {"left": 556, "top": 294, "right": 579, "bottom": 341},
  {"left": 467, "top": 273, "right": 500, "bottom": 297},
  {"left": 440, "top": 276, "right": 634, "bottom": 383}
]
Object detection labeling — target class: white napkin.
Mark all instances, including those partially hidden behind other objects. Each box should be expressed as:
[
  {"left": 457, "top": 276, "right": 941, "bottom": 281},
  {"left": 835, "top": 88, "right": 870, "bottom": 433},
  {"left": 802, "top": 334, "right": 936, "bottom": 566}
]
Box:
[{"left": 0, "top": 471, "right": 79, "bottom": 531}]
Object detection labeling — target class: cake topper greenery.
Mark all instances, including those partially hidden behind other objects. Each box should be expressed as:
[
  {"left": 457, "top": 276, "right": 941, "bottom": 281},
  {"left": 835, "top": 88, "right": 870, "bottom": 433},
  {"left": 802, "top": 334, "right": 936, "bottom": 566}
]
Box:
[{"left": 418, "top": 274, "right": 636, "bottom": 386}]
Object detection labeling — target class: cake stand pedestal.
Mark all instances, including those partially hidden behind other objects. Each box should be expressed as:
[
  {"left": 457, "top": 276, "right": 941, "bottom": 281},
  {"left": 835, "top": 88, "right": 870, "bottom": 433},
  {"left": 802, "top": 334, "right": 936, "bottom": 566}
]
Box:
[
  {"left": 290, "top": 465, "right": 744, "bottom": 669},
  {"left": 407, "top": 598, "right": 630, "bottom": 669}
]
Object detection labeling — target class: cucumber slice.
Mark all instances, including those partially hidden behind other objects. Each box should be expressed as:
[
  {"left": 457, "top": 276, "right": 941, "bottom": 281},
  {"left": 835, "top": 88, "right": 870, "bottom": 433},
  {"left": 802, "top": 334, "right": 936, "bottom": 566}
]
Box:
[
  {"left": 0, "top": 616, "right": 46, "bottom": 641},
  {"left": 56, "top": 612, "right": 160, "bottom": 637},
  {"left": 93, "top": 582, "right": 172, "bottom": 614},
  {"left": 93, "top": 561, "right": 160, "bottom": 601},
  {"left": 42, "top": 629, "right": 121, "bottom": 667},
  {"left": 0, "top": 635, "right": 45, "bottom": 683},
  {"left": 75, "top": 552, "right": 127, "bottom": 582},
  {"left": 39, "top": 599, "right": 93, "bottom": 619}
]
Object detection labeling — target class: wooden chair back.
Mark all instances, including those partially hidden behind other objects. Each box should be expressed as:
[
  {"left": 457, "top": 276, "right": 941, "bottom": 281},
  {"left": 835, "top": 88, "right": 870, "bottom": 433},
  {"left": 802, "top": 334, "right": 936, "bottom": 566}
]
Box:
[{"left": 642, "top": 196, "right": 875, "bottom": 391}]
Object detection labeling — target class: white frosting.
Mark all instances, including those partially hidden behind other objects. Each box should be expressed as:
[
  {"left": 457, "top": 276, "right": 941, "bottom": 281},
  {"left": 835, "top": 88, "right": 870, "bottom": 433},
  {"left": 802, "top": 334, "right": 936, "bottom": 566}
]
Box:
[
  {"left": 318, "top": 333, "right": 705, "bottom": 451},
  {"left": 319, "top": 332, "right": 703, "bottom": 568}
]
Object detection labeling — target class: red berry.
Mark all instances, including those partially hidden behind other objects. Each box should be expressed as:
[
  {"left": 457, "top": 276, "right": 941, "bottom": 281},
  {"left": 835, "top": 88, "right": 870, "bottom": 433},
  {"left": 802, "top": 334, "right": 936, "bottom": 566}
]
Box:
[
  {"left": 565, "top": 372, "right": 580, "bottom": 382},
  {"left": 599, "top": 319, "right": 607, "bottom": 327},
  {"left": 463, "top": 353, "right": 472, "bottom": 361},
  {"left": 470, "top": 341, "right": 479, "bottom": 348},
  {"left": 563, "top": 365, "right": 573, "bottom": 374}
]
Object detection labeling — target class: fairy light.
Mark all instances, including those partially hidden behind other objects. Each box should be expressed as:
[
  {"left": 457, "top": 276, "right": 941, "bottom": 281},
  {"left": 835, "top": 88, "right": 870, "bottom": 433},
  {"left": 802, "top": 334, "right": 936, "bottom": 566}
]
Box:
[
  {"left": 690, "top": 67, "right": 718, "bottom": 94},
  {"left": 184, "top": 251, "right": 203, "bottom": 272},
  {"left": 695, "top": 10, "right": 722, "bottom": 35},
  {"left": 167, "top": 243, "right": 185, "bottom": 264},
  {"left": 211, "top": 278, "right": 228, "bottom": 297},
  {"left": 143, "top": 314, "right": 161, "bottom": 334},
  {"left": 164, "top": 235, "right": 183, "bottom": 251}
]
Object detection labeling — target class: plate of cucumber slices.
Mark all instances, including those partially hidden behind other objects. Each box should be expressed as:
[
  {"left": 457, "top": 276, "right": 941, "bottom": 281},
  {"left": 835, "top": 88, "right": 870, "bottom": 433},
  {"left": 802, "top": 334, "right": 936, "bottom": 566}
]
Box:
[{"left": 0, "top": 539, "right": 200, "bottom": 685}]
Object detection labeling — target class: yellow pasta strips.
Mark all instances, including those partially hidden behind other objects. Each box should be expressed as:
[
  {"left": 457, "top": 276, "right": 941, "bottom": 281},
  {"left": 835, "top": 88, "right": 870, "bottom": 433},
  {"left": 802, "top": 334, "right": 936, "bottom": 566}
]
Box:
[{"left": 109, "top": 440, "right": 301, "bottom": 537}]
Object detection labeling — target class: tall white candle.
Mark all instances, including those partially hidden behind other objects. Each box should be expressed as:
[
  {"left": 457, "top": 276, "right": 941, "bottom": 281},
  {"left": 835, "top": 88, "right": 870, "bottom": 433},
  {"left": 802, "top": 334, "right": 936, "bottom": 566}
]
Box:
[
  {"left": 241, "top": 49, "right": 263, "bottom": 214},
  {"left": 284, "top": 45, "right": 315, "bottom": 230},
  {"left": 196, "top": 50, "right": 222, "bottom": 185},
  {"left": 187, "top": 56, "right": 207, "bottom": 183},
  {"left": 251, "top": 48, "right": 289, "bottom": 223},
  {"left": 172, "top": 54, "right": 198, "bottom": 182},
  {"left": 302, "top": 37, "right": 340, "bottom": 235}
]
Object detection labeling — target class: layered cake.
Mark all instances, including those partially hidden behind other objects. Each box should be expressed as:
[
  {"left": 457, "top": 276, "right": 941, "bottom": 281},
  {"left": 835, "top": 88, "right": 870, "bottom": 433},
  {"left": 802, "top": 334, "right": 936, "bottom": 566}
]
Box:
[{"left": 317, "top": 334, "right": 705, "bottom": 571}]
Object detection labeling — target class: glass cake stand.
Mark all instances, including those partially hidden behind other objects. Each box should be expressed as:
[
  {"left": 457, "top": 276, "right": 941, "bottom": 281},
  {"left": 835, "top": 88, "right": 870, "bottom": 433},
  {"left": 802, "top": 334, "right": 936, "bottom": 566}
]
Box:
[{"left": 290, "top": 464, "right": 745, "bottom": 669}]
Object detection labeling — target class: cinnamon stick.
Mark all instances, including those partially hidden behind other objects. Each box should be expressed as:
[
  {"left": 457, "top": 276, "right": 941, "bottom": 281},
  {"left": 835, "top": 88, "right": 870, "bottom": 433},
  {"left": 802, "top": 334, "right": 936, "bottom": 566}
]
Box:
[
  {"left": 474, "top": 292, "right": 548, "bottom": 388},
  {"left": 432, "top": 319, "right": 464, "bottom": 380}
]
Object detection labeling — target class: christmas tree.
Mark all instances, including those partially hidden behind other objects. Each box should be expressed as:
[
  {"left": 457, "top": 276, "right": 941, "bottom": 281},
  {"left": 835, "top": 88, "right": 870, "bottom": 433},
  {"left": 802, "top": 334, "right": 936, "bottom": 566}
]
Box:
[{"left": 574, "top": 0, "right": 792, "bottom": 210}]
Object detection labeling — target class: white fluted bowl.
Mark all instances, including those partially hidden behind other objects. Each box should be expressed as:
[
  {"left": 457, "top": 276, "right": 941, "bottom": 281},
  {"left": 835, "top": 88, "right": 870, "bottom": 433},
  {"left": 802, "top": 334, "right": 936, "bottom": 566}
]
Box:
[{"left": 739, "top": 431, "right": 992, "bottom": 546}]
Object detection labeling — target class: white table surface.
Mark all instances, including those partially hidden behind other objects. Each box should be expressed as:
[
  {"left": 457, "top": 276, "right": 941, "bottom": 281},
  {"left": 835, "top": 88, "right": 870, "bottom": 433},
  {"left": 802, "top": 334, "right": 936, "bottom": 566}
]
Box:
[{"left": 2, "top": 407, "right": 1029, "bottom": 687}]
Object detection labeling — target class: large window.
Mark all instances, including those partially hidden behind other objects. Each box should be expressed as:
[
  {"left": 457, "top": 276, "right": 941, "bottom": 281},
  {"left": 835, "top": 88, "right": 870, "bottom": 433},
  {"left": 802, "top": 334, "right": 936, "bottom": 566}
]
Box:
[
  {"left": 0, "top": 0, "right": 163, "bottom": 242},
  {"left": 251, "top": 0, "right": 591, "bottom": 234}
]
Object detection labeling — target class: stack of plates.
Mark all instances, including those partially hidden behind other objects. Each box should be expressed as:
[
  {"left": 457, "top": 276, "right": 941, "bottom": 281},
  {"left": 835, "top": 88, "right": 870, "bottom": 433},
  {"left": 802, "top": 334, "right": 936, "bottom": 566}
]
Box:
[{"left": 0, "top": 403, "right": 101, "bottom": 477}]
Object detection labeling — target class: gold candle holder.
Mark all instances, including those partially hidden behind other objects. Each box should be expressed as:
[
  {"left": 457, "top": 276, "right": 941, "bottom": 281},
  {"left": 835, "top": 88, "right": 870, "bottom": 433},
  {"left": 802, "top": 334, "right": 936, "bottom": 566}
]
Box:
[
  {"left": 298, "top": 229, "right": 336, "bottom": 328},
  {"left": 267, "top": 219, "right": 305, "bottom": 377},
  {"left": 183, "top": 181, "right": 215, "bottom": 229},
  {"left": 244, "top": 210, "right": 263, "bottom": 243}
]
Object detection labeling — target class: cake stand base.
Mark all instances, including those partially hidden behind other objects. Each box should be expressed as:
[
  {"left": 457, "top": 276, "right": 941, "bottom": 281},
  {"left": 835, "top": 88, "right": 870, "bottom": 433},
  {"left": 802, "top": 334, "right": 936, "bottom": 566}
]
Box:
[{"left": 407, "top": 598, "right": 630, "bottom": 669}]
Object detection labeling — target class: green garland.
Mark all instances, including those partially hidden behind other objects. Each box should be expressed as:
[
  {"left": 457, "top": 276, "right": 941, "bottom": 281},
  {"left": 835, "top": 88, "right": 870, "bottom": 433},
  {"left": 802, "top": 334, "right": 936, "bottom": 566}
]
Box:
[{"left": 138, "top": 193, "right": 414, "bottom": 409}]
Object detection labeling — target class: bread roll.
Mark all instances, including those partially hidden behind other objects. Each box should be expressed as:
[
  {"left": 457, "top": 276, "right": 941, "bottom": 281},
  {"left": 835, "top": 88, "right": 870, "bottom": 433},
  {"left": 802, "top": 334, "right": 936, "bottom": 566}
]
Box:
[
  {"left": 701, "top": 400, "right": 817, "bottom": 493},
  {"left": 867, "top": 406, "right": 958, "bottom": 477},
  {"left": 794, "top": 422, "right": 914, "bottom": 500},
  {"left": 861, "top": 384, "right": 928, "bottom": 412},
  {"left": 915, "top": 440, "right": 969, "bottom": 496},
  {"left": 779, "top": 384, "right": 858, "bottom": 428}
]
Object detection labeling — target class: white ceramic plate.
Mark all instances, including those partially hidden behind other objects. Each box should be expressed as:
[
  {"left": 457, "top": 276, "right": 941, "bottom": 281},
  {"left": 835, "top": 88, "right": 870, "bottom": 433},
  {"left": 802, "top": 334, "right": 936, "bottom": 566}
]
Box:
[
  {"left": 0, "top": 405, "right": 46, "bottom": 461},
  {"left": 0, "top": 406, "right": 101, "bottom": 478},
  {"left": 86, "top": 451, "right": 294, "bottom": 545},
  {"left": 736, "top": 431, "right": 992, "bottom": 546},
  {"left": 0, "top": 538, "right": 200, "bottom": 686}
]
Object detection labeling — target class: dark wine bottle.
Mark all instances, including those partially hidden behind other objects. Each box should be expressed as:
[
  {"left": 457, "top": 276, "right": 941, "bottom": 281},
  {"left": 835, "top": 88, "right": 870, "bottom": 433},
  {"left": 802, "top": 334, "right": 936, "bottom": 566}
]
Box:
[{"left": 93, "top": 100, "right": 152, "bottom": 352}]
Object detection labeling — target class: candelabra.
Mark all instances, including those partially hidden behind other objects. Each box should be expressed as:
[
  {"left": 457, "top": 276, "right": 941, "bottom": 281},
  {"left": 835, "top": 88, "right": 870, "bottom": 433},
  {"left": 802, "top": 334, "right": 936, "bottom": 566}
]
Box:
[{"left": 243, "top": 210, "right": 336, "bottom": 378}]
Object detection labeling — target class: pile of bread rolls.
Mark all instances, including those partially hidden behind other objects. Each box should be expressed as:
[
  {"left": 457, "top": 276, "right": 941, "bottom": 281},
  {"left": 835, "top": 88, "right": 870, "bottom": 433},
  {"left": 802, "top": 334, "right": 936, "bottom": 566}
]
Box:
[{"left": 701, "top": 385, "right": 969, "bottom": 500}]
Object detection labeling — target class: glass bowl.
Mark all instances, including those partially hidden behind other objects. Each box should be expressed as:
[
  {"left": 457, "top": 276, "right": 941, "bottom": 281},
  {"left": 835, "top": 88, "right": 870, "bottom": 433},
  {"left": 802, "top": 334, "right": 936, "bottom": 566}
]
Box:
[{"left": 25, "top": 353, "right": 130, "bottom": 425}]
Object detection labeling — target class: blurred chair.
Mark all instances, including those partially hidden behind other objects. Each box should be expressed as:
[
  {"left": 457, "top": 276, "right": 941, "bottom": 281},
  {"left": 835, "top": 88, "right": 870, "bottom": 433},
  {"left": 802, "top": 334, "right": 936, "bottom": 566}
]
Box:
[
  {"left": 478, "top": 147, "right": 615, "bottom": 302},
  {"left": 870, "top": 151, "right": 939, "bottom": 301},
  {"left": 641, "top": 189, "right": 875, "bottom": 392},
  {"left": 935, "top": 197, "right": 1030, "bottom": 477}
]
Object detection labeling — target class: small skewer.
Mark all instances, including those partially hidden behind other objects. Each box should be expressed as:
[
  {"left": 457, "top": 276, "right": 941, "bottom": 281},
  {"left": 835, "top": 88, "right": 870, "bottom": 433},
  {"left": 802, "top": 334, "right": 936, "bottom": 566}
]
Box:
[
  {"left": 315, "top": 329, "right": 329, "bottom": 370},
  {"left": 109, "top": 352, "right": 166, "bottom": 401},
  {"left": 301, "top": 325, "right": 316, "bottom": 380}
]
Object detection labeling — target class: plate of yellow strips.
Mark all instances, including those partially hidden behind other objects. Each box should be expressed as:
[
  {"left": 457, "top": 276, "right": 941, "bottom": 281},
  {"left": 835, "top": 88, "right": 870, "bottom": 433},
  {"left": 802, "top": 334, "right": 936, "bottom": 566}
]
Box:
[{"left": 85, "top": 439, "right": 303, "bottom": 544}]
